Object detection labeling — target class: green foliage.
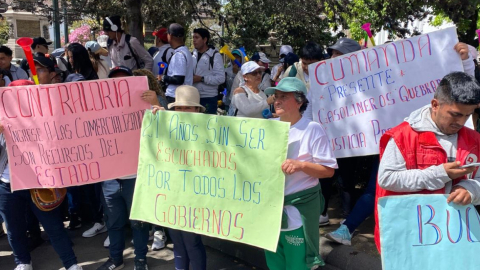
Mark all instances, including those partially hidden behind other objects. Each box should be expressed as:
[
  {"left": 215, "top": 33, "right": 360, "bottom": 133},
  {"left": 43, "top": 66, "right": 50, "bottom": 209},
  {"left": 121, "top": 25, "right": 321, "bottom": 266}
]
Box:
[
  {"left": 0, "top": 19, "right": 9, "bottom": 45},
  {"left": 222, "top": 0, "right": 333, "bottom": 52},
  {"left": 429, "top": 12, "right": 451, "bottom": 27}
]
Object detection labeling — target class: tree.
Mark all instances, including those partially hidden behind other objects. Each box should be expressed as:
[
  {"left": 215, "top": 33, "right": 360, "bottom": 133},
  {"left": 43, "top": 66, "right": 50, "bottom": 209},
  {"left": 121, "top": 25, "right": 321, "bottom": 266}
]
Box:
[
  {"left": 324, "top": 0, "right": 480, "bottom": 45},
  {"left": 67, "top": 0, "right": 221, "bottom": 45},
  {"left": 221, "top": 0, "right": 333, "bottom": 52}
]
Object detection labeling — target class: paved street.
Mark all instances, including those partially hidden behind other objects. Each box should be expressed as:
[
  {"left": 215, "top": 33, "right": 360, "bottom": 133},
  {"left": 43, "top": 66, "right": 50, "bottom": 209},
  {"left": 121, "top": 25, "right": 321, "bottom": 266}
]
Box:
[
  {"left": 0, "top": 192, "right": 380, "bottom": 270},
  {"left": 0, "top": 224, "right": 258, "bottom": 270}
]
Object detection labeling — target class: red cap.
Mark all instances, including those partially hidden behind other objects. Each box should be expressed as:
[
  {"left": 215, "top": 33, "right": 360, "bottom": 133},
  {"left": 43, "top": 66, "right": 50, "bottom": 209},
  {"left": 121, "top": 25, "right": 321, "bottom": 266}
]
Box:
[{"left": 153, "top": 28, "right": 168, "bottom": 43}]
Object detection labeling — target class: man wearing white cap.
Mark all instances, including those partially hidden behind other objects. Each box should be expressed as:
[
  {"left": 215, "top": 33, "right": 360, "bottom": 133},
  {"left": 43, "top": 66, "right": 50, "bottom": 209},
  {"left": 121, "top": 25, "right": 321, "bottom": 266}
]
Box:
[{"left": 271, "top": 45, "right": 293, "bottom": 84}]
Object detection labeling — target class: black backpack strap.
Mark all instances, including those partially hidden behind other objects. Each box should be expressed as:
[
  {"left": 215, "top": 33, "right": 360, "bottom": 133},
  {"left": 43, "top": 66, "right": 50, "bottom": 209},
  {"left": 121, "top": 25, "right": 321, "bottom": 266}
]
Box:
[
  {"left": 162, "top": 47, "right": 174, "bottom": 63},
  {"left": 163, "top": 48, "right": 187, "bottom": 79},
  {"left": 125, "top": 34, "right": 141, "bottom": 69},
  {"left": 209, "top": 51, "right": 218, "bottom": 69}
]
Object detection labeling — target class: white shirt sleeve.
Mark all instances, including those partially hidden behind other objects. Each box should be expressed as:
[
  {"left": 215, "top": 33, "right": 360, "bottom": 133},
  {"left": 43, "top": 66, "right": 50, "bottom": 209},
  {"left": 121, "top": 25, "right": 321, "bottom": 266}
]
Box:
[
  {"left": 462, "top": 56, "right": 475, "bottom": 77},
  {"left": 131, "top": 38, "right": 153, "bottom": 71},
  {"left": 378, "top": 138, "right": 451, "bottom": 192},
  {"left": 169, "top": 52, "right": 188, "bottom": 77},
  {"left": 310, "top": 124, "right": 338, "bottom": 169}
]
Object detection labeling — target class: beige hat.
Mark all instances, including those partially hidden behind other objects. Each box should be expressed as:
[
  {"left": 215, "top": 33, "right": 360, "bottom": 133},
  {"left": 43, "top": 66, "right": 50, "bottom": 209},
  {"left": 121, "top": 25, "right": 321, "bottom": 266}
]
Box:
[{"left": 168, "top": 85, "right": 206, "bottom": 112}]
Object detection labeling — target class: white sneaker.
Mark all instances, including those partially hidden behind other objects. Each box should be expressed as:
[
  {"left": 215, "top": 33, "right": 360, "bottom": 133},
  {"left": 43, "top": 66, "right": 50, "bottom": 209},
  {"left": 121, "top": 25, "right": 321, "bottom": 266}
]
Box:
[
  {"left": 67, "top": 264, "right": 83, "bottom": 270},
  {"left": 152, "top": 230, "right": 166, "bottom": 250},
  {"left": 14, "top": 263, "right": 32, "bottom": 270},
  {"left": 319, "top": 214, "right": 330, "bottom": 226},
  {"left": 103, "top": 236, "right": 110, "bottom": 248},
  {"left": 82, "top": 222, "right": 107, "bottom": 238}
]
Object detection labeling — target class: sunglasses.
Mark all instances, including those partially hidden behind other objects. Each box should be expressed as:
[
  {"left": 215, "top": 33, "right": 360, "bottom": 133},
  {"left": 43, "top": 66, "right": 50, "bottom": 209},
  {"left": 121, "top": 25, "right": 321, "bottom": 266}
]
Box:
[{"left": 248, "top": 70, "right": 262, "bottom": 76}]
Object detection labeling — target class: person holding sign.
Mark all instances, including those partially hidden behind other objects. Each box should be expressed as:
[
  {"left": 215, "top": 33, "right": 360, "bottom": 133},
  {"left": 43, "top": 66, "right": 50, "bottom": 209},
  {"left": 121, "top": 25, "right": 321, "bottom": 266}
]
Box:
[
  {"left": 0, "top": 80, "right": 84, "bottom": 270},
  {"left": 375, "top": 71, "right": 480, "bottom": 252},
  {"left": 263, "top": 77, "right": 337, "bottom": 270},
  {"left": 151, "top": 85, "right": 208, "bottom": 270},
  {"left": 95, "top": 66, "right": 167, "bottom": 270}
]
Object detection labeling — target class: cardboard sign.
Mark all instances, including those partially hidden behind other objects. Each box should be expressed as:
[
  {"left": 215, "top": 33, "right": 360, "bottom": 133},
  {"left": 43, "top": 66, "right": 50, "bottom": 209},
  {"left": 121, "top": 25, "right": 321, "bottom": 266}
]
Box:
[
  {"left": 309, "top": 27, "right": 463, "bottom": 158},
  {"left": 0, "top": 77, "right": 150, "bottom": 190},
  {"left": 130, "top": 111, "right": 289, "bottom": 251},
  {"left": 378, "top": 194, "right": 480, "bottom": 270}
]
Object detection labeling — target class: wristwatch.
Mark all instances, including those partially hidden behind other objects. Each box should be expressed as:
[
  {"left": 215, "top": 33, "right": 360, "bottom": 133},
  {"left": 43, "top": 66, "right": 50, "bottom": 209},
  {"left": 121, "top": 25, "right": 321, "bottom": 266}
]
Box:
[{"left": 201, "top": 76, "right": 205, "bottom": 82}]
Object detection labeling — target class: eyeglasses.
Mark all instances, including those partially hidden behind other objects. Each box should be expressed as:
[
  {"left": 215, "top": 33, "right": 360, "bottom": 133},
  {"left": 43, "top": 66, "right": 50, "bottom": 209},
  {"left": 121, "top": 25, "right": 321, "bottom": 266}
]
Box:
[{"left": 248, "top": 70, "right": 262, "bottom": 76}]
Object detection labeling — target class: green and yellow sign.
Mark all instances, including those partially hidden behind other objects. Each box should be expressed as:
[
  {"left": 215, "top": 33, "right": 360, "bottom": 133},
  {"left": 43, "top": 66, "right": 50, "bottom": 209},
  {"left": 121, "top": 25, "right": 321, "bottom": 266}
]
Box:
[{"left": 131, "top": 111, "right": 289, "bottom": 251}]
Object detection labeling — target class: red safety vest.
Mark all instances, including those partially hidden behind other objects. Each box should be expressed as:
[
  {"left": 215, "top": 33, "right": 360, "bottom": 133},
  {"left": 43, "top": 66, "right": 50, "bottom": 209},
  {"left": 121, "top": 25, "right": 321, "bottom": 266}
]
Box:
[{"left": 374, "top": 121, "right": 480, "bottom": 253}]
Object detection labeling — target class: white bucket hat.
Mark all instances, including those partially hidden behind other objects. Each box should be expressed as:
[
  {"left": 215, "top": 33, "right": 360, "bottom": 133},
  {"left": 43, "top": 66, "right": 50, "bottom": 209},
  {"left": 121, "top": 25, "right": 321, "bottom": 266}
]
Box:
[{"left": 168, "top": 85, "right": 206, "bottom": 112}]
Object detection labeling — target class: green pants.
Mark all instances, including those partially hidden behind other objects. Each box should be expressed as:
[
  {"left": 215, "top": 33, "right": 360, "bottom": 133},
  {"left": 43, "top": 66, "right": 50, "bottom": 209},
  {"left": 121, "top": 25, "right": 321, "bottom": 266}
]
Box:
[{"left": 265, "top": 226, "right": 308, "bottom": 270}]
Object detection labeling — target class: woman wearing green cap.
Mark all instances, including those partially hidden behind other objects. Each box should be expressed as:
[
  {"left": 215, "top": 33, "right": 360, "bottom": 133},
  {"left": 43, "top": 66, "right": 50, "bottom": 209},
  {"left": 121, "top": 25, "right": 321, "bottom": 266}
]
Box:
[{"left": 264, "top": 77, "right": 338, "bottom": 270}]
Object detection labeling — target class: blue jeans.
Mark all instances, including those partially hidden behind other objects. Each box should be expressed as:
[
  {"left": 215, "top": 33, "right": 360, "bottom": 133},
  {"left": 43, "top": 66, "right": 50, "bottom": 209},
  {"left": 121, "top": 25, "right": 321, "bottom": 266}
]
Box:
[
  {"left": 0, "top": 181, "right": 77, "bottom": 268},
  {"left": 200, "top": 96, "right": 218, "bottom": 115},
  {"left": 68, "top": 183, "right": 103, "bottom": 222},
  {"left": 101, "top": 178, "right": 149, "bottom": 264},
  {"left": 169, "top": 229, "right": 206, "bottom": 270},
  {"left": 343, "top": 156, "right": 380, "bottom": 233}
]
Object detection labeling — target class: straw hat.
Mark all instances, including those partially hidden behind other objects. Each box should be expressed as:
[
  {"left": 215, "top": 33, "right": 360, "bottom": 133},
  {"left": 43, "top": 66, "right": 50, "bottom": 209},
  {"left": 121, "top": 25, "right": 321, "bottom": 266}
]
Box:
[{"left": 168, "top": 85, "right": 206, "bottom": 112}]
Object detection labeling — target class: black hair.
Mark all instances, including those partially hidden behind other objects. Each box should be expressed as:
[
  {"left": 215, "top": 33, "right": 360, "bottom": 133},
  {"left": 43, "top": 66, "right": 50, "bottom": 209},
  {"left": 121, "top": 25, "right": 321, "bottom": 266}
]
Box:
[
  {"left": 0, "top": 46, "right": 13, "bottom": 57},
  {"left": 193, "top": 28, "right": 210, "bottom": 44},
  {"left": 299, "top": 41, "right": 324, "bottom": 61},
  {"left": 67, "top": 43, "right": 98, "bottom": 81},
  {"left": 283, "top": 53, "right": 300, "bottom": 71},
  {"left": 434, "top": 71, "right": 480, "bottom": 105},
  {"left": 0, "top": 68, "right": 13, "bottom": 82},
  {"left": 293, "top": 91, "right": 309, "bottom": 113}
]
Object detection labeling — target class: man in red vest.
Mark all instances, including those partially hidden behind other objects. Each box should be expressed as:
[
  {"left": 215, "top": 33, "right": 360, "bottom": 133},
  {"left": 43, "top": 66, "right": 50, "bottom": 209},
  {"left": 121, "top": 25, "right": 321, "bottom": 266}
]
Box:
[{"left": 375, "top": 71, "right": 480, "bottom": 252}]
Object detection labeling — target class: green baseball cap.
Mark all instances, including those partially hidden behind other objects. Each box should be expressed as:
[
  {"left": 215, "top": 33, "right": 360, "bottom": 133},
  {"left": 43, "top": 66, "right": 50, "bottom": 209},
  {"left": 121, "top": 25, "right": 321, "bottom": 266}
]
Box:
[{"left": 265, "top": 77, "right": 307, "bottom": 95}]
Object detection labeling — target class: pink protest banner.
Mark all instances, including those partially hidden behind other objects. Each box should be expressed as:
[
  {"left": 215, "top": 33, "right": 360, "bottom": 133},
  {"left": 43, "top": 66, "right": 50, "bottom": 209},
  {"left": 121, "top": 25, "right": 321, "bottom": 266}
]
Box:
[{"left": 0, "top": 76, "right": 150, "bottom": 191}]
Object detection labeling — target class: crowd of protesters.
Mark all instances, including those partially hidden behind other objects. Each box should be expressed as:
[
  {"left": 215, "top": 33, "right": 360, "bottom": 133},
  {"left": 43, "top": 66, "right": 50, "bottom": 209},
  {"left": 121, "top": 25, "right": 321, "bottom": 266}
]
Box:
[{"left": 0, "top": 14, "right": 480, "bottom": 270}]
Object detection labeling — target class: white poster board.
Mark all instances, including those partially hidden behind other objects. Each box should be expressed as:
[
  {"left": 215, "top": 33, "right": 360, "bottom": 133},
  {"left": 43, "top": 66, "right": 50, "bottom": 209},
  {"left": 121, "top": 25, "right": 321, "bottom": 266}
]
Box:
[{"left": 309, "top": 27, "right": 464, "bottom": 158}]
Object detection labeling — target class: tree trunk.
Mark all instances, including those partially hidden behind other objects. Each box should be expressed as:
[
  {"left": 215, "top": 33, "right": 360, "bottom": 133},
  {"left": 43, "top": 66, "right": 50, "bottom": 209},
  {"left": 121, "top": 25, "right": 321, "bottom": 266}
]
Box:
[{"left": 125, "top": 0, "right": 144, "bottom": 44}]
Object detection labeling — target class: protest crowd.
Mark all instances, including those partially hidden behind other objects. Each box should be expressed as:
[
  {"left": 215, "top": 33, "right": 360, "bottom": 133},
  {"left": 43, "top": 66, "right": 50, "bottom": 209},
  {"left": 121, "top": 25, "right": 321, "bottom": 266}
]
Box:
[{"left": 1, "top": 13, "right": 480, "bottom": 270}]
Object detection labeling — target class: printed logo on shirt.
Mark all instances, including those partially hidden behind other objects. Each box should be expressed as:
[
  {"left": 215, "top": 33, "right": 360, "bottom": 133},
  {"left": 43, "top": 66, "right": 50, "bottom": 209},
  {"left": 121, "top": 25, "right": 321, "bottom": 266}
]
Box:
[
  {"left": 285, "top": 234, "right": 305, "bottom": 246},
  {"left": 465, "top": 153, "right": 478, "bottom": 165}
]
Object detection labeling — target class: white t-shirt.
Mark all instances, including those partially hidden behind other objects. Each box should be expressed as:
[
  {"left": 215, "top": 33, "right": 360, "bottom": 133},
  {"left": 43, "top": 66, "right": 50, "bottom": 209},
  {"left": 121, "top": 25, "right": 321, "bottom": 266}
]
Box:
[
  {"left": 165, "top": 45, "right": 194, "bottom": 98},
  {"left": 280, "top": 116, "right": 338, "bottom": 230},
  {"left": 153, "top": 44, "right": 174, "bottom": 76},
  {"left": 96, "top": 59, "right": 110, "bottom": 79}
]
